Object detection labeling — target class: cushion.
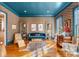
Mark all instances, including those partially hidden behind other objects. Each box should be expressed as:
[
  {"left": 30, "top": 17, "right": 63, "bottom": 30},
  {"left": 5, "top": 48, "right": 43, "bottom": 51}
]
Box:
[
  {"left": 15, "top": 33, "right": 22, "bottom": 40},
  {"left": 14, "top": 33, "right": 23, "bottom": 43},
  {"left": 17, "top": 40, "right": 26, "bottom": 48}
]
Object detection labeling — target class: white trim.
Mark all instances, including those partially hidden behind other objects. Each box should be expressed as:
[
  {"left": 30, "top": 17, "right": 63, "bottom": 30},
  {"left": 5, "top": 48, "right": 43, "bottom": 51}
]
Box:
[{"left": 4, "top": 13, "right": 6, "bottom": 46}]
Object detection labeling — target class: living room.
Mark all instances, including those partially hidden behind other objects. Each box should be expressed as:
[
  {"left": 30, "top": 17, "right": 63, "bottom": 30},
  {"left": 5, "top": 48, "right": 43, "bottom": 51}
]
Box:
[{"left": 0, "top": 2, "right": 79, "bottom": 57}]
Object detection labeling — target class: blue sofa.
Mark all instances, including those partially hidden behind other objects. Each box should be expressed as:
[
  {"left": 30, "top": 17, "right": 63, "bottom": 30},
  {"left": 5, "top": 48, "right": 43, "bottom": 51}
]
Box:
[{"left": 28, "top": 32, "right": 46, "bottom": 41}]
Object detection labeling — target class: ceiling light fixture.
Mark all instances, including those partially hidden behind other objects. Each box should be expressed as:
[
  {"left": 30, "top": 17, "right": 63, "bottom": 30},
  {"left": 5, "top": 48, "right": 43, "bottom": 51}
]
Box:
[
  {"left": 47, "top": 10, "right": 50, "bottom": 13},
  {"left": 24, "top": 10, "right": 27, "bottom": 14}
]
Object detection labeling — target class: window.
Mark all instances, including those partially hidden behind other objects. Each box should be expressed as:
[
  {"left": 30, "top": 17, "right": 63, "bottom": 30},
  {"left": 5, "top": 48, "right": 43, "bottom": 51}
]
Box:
[
  {"left": 56, "top": 16, "right": 63, "bottom": 34},
  {"left": 31, "top": 24, "right": 36, "bottom": 31},
  {"left": 74, "top": 7, "right": 79, "bottom": 35},
  {"left": 38, "top": 24, "right": 44, "bottom": 31}
]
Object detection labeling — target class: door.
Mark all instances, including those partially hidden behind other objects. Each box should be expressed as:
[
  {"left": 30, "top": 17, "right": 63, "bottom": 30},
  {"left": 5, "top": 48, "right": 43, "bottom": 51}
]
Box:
[{"left": 56, "top": 16, "right": 63, "bottom": 34}]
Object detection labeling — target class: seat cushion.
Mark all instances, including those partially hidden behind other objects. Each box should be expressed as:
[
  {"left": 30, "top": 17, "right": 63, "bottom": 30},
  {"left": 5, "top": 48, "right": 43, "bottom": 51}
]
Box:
[{"left": 17, "top": 40, "right": 26, "bottom": 48}]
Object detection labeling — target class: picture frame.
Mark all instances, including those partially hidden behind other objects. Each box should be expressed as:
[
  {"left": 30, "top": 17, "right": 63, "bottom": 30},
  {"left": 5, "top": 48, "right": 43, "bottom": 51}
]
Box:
[{"left": 12, "top": 25, "right": 16, "bottom": 30}]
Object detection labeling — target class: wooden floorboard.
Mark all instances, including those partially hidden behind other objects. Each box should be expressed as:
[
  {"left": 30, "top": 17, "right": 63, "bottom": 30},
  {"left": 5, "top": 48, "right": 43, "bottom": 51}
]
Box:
[{"left": 5, "top": 40, "right": 79, "bottom": 57}]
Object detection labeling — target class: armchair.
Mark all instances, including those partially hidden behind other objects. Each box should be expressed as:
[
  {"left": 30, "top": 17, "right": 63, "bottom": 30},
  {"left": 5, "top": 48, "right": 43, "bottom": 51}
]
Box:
[{"left": 14, "top": 33, "right": 26, "bottom": 48}]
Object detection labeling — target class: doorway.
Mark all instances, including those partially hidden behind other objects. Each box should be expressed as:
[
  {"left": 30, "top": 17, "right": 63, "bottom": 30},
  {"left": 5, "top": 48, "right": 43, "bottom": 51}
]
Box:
[{"left": 0, "top": 11, "right": 7, "bottom": 46}]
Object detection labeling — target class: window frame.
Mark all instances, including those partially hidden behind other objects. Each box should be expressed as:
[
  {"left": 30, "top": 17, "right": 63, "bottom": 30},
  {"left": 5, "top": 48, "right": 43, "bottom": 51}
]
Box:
[{"left": 56, "top": 16, "right": 63, "bottom": 34}]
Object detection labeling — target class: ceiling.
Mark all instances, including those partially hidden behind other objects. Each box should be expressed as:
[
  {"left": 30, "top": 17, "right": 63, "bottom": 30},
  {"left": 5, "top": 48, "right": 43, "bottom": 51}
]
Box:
[{"left": 1, "top": 2, "right": 71, "bottom": 17}]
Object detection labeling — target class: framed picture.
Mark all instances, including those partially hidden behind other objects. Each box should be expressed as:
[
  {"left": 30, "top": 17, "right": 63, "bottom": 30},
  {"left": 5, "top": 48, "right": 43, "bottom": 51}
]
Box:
[
  {"left": 12, "top": 25, "right": 16, "bottom": 30},
  {"left": 38, "top": 24, "right": 43, "bottom": 31},
  {"left": 31, "top": 24, "right": 36, "bottom": 31}
]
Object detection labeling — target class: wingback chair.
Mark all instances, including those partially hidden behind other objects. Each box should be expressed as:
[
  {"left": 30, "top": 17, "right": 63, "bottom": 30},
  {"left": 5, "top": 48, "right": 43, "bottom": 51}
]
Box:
[{"left": 14, "top": 33, "right": 26, "bottom": 48}]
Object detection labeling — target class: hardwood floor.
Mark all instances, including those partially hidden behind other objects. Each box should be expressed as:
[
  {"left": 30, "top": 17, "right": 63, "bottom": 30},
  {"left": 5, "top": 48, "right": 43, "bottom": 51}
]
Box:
[
  {"left": 5, "top": 40, "right": 57, "bottom": 57},
  {"left": 5, "top": 40, "right": 79, "bottom": 57},
  {"left": 6, "top": 40, "right": 32, "bottom": 57},
  {"left": 6, "top": 44, "right": 29, "bottom": 57}
]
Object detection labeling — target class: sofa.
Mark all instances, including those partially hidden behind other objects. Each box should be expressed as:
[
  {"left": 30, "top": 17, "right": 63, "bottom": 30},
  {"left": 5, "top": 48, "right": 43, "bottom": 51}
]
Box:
[
  {"left": 62, "top": 43, "right": 79, "bottom": 56},
  {"left": 28, "top": 32, "right": 46, "bottom": 41}
]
